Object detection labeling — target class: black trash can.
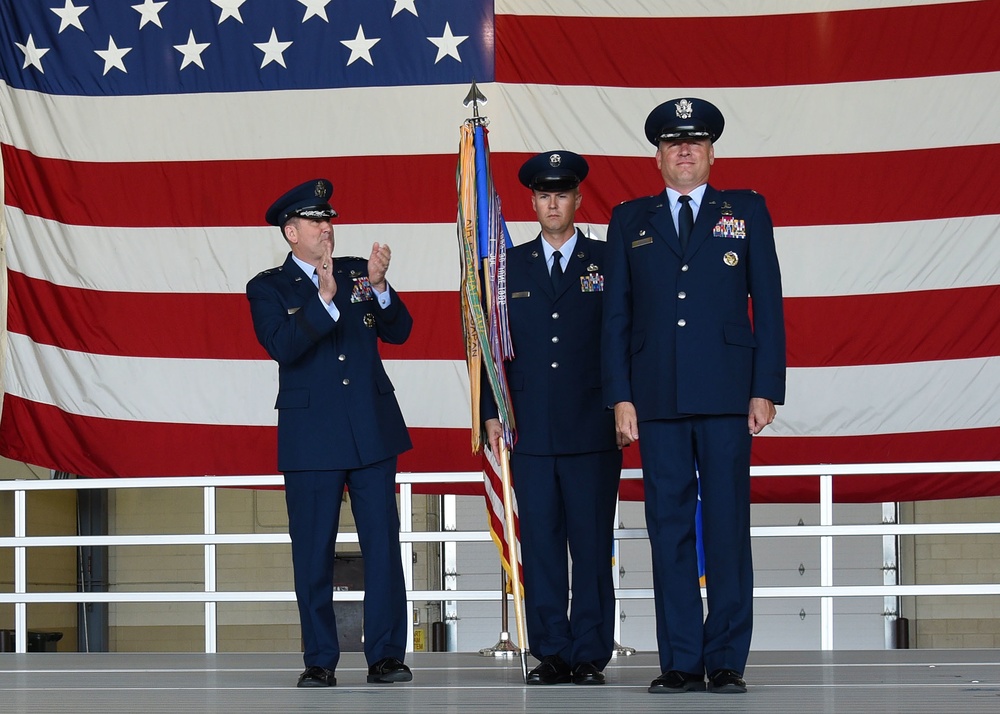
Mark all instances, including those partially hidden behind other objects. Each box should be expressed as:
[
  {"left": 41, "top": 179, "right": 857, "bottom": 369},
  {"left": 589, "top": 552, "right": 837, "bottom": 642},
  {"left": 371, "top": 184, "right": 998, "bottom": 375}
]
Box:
[
  {"left": 0, "top": 630, "right": 63, "bottom": 652},
  {"left": 27, "top": 631, "right": 63, "bottom": 652}
]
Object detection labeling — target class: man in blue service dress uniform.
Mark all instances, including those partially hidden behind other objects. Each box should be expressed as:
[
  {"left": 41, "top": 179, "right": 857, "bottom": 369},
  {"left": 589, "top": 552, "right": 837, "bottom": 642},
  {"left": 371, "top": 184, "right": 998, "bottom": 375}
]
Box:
[
  {"left": 247, "top": 178, "right": 414, "bottom": 688},
  {"left": 483, "top": 152, "right": 622, "bottom": 686},
  {"left": 602, "top": 99, "right": 786, "bottom": 694}
]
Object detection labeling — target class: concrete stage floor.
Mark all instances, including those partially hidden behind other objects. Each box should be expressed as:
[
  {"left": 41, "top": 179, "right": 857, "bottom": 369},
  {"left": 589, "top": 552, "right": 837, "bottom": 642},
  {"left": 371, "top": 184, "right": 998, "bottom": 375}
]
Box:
[{"left": 3, "top": 649, "right": 1000, "bottom": 713}]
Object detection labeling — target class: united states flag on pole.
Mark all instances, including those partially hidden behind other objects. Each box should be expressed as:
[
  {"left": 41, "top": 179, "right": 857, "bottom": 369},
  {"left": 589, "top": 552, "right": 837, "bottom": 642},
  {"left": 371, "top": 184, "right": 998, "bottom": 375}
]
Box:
[{"left": 2, "top": 1, "right": 998, "bottom": 503}]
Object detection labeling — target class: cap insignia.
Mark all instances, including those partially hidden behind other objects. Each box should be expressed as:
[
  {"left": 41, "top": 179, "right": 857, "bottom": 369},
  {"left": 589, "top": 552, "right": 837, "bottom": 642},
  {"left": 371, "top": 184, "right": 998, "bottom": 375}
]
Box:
[
  {"left": 675, "top": 99, "right": 694, "bottom": 119},
  {"left": 549, "top": 153, "right": 562, "bottom": 167},
  {"left": 314, "top": 181, "right": 327, "bottom": 198}
]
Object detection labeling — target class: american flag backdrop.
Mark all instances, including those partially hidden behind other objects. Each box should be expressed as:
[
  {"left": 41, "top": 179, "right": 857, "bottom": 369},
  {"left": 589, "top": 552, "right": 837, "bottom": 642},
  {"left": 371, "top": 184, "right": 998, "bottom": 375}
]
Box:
[{"left": 1, "top": 0, "right": 998, "bottom": 503}]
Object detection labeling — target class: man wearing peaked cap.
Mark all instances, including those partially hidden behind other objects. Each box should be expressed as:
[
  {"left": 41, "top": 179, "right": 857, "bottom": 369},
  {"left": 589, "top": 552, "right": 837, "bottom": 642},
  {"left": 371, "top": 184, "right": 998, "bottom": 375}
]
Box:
[
  {"left": 264, "top": 178, "right": 338, "bottom": 227},
  {"left": 484, "top": 151, "right": 622, "bottom": 686},
  {"left": 602, "top": 99, "right": 786, "bottom": 694},
  {"left": 643, "top": 97, "right": 725, "bottom": 145},
  {"left": 247, "top": 178, "right": 414, "bottom": 689},
  {"left": 517, "top": 150, "right": 590, "bottom": 191}
]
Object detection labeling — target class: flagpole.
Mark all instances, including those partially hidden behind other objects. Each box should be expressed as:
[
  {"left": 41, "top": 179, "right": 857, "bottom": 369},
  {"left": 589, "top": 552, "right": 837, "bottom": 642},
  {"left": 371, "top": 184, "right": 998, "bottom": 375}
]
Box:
[
  {"left": 498, "top": 440, "right": 529, "bottom": 682},
  {"left": 459, "top": 79, "right": 528, "bottom": 682},
  {"left": 482, "top": 241, "right": 528, "bottom": 682}
]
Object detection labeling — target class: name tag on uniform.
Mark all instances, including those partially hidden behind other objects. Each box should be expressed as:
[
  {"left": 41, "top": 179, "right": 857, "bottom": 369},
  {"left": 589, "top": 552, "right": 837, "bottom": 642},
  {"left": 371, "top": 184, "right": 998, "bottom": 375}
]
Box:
[
  {"left": 351, "top": 276, "right": 374, "bottom": 303},
  {"left": 511, "top": 291, "right": 530, "bottom": 299},
  {"left": 632, "top": 236, "right": 653, "bottom": 248}
]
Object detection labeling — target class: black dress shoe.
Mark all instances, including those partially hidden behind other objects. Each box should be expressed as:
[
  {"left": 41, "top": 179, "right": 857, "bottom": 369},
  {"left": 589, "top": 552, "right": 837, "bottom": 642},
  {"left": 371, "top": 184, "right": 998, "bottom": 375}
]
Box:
[
  {"left": 526, "top": 655, "right": 572, "bottom": 685},
  {"left": 707, "top": 668, "right": 747, "bottom": 693},
  {"left": 571, "top": 662, "right": 605, "bottom": 685},
  {"left": 296, "top": 666, "right": 336, "bottom": 688},
  {"left": 648, "top": 669, "right": 705, "bottom": 693},
  {"left": 367, "top": 657, "right": 413, "bottom": 683}
]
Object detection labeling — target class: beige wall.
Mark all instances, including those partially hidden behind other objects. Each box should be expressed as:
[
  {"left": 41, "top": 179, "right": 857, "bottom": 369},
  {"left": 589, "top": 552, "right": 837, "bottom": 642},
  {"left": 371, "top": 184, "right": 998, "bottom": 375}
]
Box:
[
  {"left": 906, "top": 496, "right": 1000, "bottom": 648},
  {"left": 0, "top": 460, "right": 77, "bottom": 651}
]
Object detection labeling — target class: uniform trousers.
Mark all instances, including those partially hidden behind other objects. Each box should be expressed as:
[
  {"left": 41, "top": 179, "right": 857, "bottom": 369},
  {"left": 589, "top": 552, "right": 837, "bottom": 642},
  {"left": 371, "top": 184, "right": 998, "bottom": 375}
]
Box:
[
  {"left": 510, "top": 449, "right": 622, "bottom": 668},
  {"left": 638, "top": 415, "right": 754, "bottom": 675},
  {"left": 283, "top": 457, "right": 407, "bottom": 671}
]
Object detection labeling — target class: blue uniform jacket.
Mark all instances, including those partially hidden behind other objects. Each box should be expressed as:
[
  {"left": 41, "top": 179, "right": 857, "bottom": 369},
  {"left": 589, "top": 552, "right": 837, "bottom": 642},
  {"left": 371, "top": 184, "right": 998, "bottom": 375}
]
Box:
[
  {"left": 602, "top": 186, "right": 786, "bottom": 419},
  {"left": 247, "top": 252, "right": 412, "bottom": 471},
  {"left": 483, "top": 231, "right": 617, "bottom": 455}
]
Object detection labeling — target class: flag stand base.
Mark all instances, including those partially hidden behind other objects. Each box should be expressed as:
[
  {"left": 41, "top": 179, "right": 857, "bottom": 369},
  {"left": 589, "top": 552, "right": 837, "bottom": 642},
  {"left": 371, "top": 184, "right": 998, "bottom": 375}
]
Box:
[
  {"left": 612, "top": 640, "right": 636, "bottom": 657},
  {"left": 479, "top": 631, "right": 521, "bottom": 658}
]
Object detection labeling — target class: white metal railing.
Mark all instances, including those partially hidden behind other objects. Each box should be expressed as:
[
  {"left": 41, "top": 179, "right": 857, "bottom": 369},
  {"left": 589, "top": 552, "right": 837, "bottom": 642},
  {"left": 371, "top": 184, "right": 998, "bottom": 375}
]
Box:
[{"left": 2, "top": 462, "right": 1000, "bottom": 654}]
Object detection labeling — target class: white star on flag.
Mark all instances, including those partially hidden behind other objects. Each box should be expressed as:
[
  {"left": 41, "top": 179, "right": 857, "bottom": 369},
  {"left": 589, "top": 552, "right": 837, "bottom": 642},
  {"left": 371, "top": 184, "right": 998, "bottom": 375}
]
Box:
[
  {"left": 341, "top": 25, "right": 380, "bottom": 66},
  {"left": 15, "top": 35, "right": 51, "bottom": 73},
  {"left": 132, "top": 0, "right": 168, "bottom": 29},
  {"left": 94, "top": 36, "right": 133, "bottom": 75},
  {"left": 51, "top": 0, "right": 89, "bottom": 33},
  {"left": 392, "top": 0, "right": 418, "bottom": 17},
  {"left": 427, "top": 22, "right": 468, "bottom": 64},
  {"left": 211, "top": 0, "right": 248, "bottom": 25},
  {"left": 297, "top": 0, "right": 332, "bottom": 23},
  {"left": 174, "top": 30, "right": 210, "bottom": 70},
  {"left": 254, "top": 28, "right": 293, "bottom": 69}
]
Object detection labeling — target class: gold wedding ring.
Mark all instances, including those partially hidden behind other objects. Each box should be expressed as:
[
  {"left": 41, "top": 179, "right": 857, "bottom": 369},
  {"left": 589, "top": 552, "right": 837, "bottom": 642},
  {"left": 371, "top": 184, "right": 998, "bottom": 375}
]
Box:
[{"left": 322, "top": 263, "right": 329, "bottom": 269}]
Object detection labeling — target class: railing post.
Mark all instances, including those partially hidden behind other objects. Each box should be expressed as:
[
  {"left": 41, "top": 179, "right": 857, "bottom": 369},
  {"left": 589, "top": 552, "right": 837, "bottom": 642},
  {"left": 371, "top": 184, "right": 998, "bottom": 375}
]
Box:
[
  {"left": 204, "top": 485, "right": 217, "bottom": 654},
  {"left": 14, "top": 488, "right": 28, "bottom": 653},
  {"left": 400, "top": 481, "right": 414, "bottom": 651},
  {"left": 820, "top": 473, "right": 833, "bottom": 650}
]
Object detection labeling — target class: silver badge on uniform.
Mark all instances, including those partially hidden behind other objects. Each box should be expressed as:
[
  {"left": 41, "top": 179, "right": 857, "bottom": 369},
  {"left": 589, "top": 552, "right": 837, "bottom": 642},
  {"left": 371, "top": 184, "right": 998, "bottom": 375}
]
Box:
[
  {"left": 363, "top": 312, "right": 376, "bottom": 328},
  {"left": 723, "top": 251, "right": 739, "bottom": 266}
]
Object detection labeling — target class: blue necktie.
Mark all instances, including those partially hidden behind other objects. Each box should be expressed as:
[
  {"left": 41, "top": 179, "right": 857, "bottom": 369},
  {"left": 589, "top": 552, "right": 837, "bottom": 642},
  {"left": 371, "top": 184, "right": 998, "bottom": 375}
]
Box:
[
  {"left": 678, "top": 195, "right": 693, "bottom": 254},
  {"left": 551, "top": 250, "right": 563, "bottom": 287}
]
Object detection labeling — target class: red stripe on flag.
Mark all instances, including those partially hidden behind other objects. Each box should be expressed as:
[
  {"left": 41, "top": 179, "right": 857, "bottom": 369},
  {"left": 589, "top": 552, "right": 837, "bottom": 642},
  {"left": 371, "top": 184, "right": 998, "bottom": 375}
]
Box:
[
  {"left": 617, "top": 427, "right": 1000, "bottom": 502},
  {"left": 10, "top": 271, "right": 996, "bottom": 367},
  {"left": 0, "top": 143, "right": 458, "bottom": 228},
  {"left": 496, "top": 2, "right": 1000, "bottom": 87},
  {"left": 0, "top": 396, "right": 483, "bottom": 478},
  {"left": 6, "top": 271, "right": 464, "bottom": 361},
  {"left": 3, "top": 395, "right": 996, "bottom": 503},
  {"left": 751, "top": 427, "right": 1000, "bottom": 468},
  {"left": 7, "top": 144, "right": 1000, "bottom": 229},
  {"left": 784, "top": 285, "right": 1000, "bottom": 367},
  {"left": 0, "top": 394, "right": 278, "bottom": 477}
]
